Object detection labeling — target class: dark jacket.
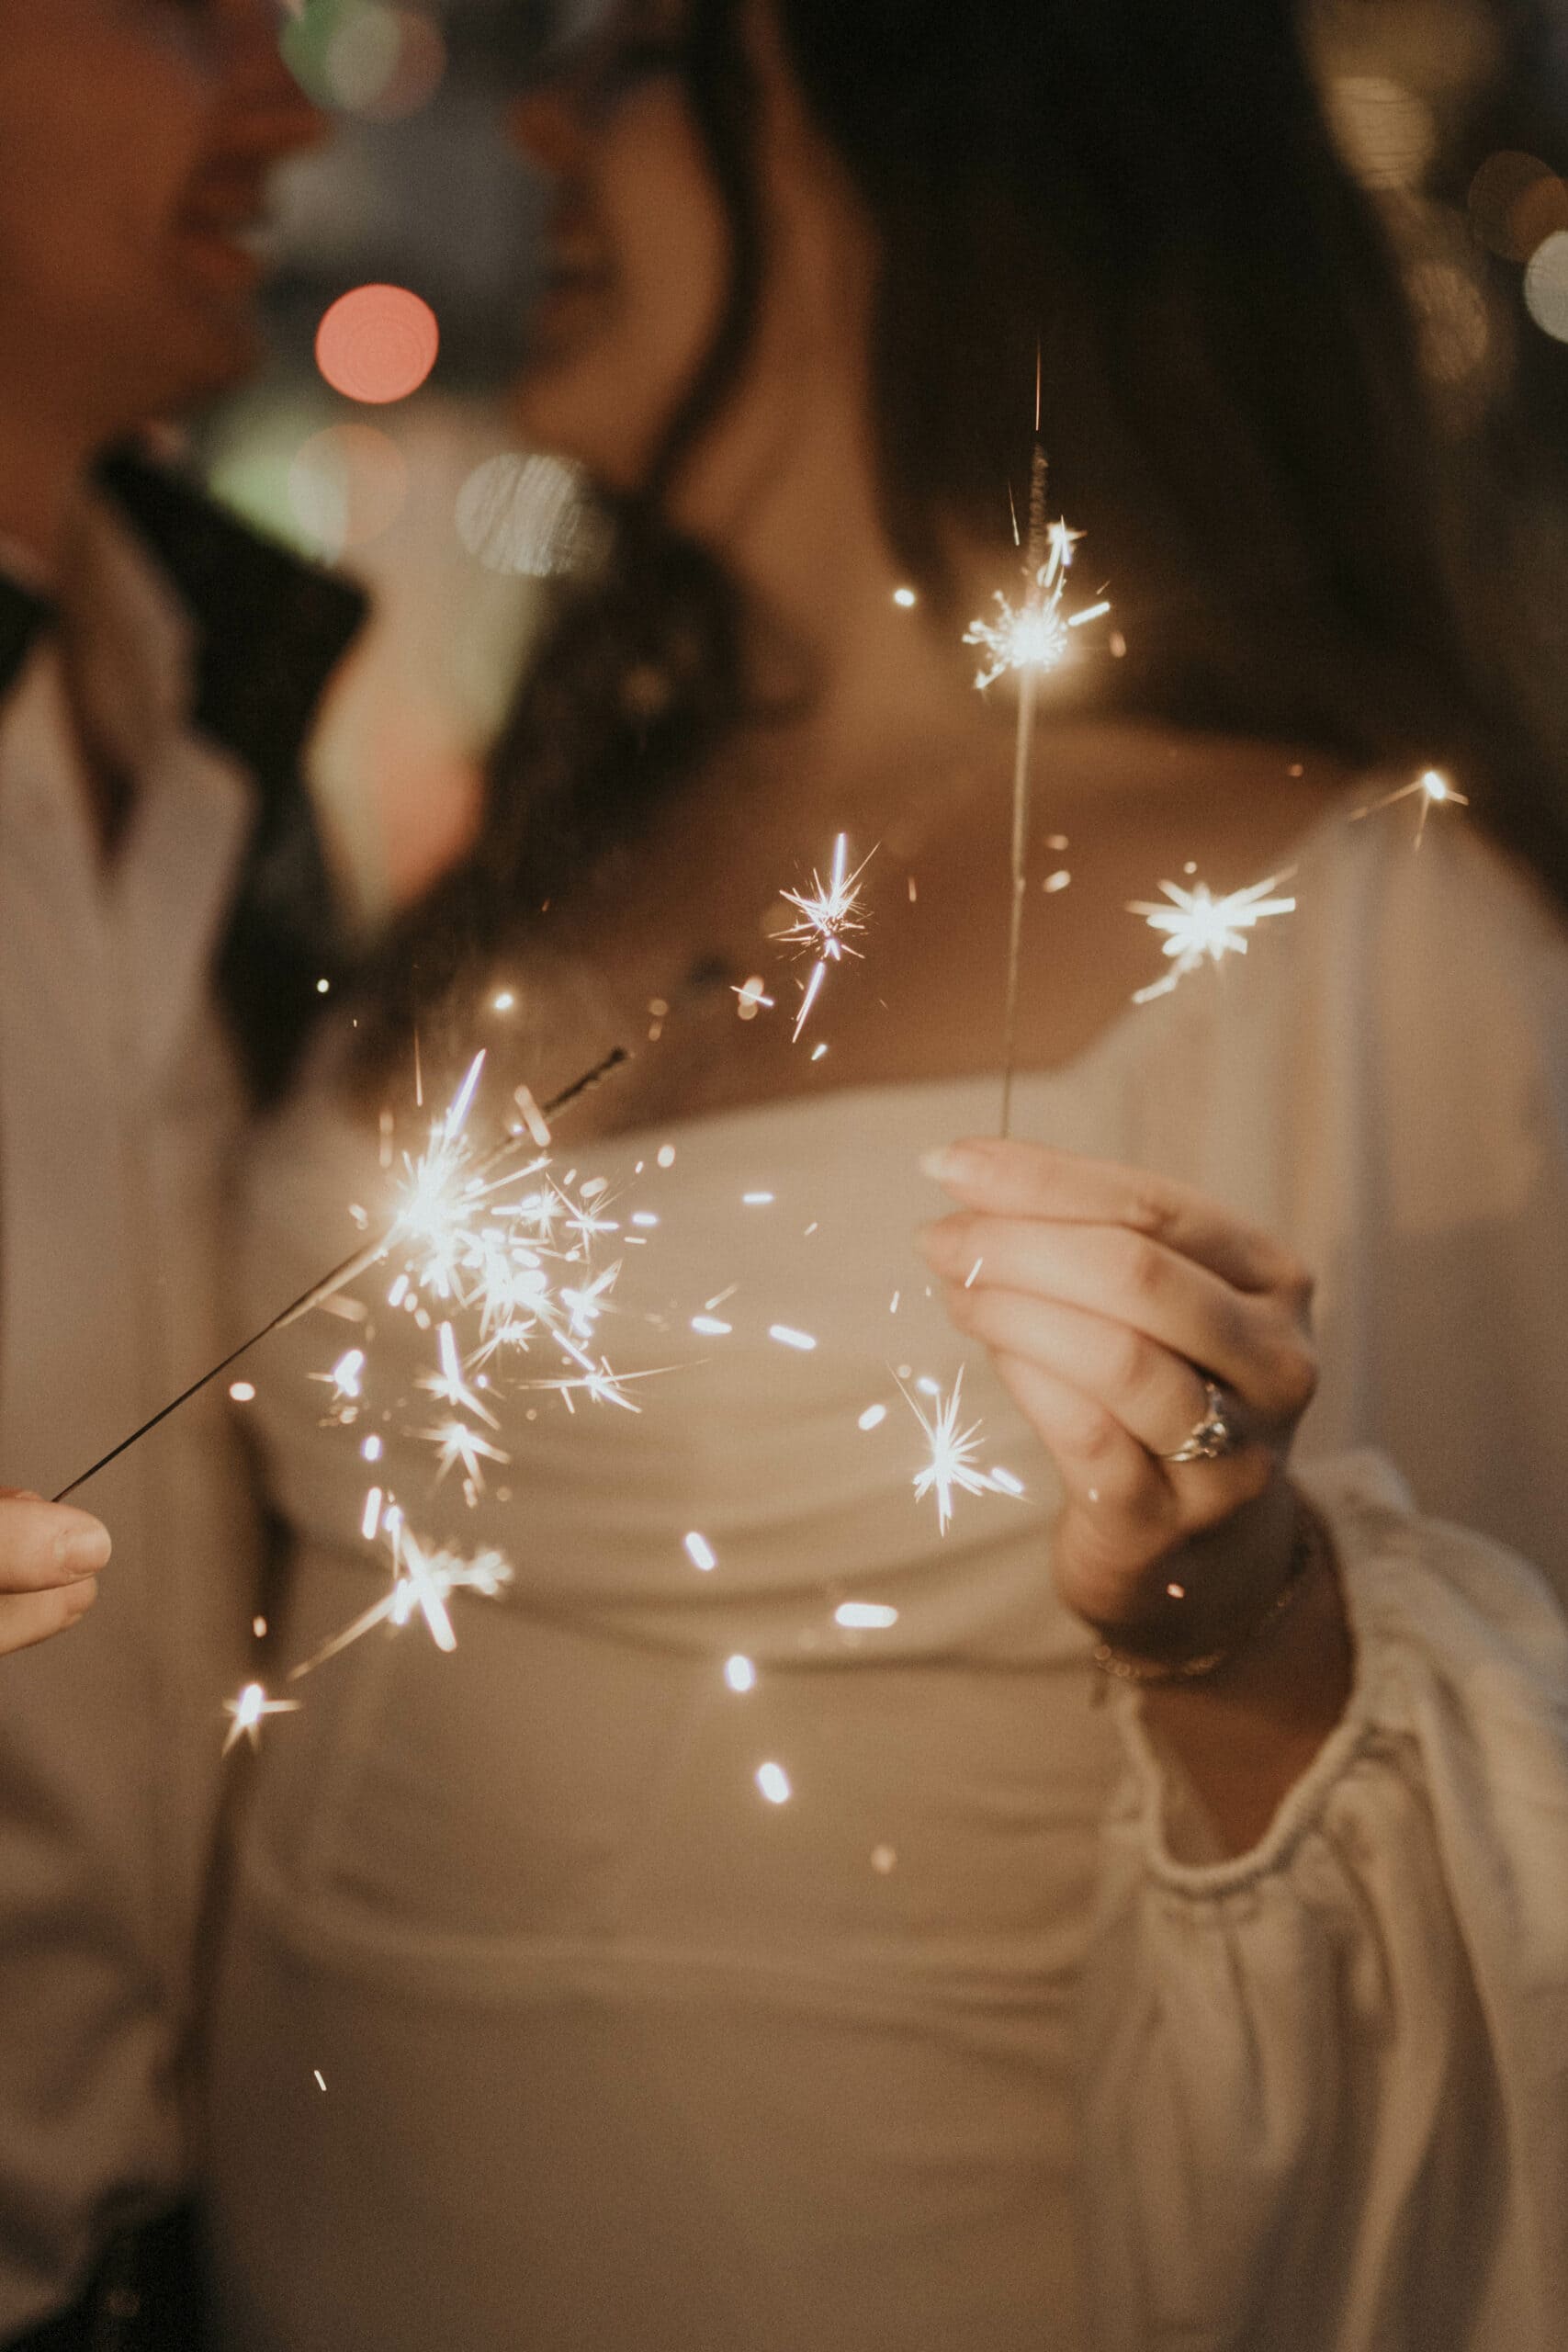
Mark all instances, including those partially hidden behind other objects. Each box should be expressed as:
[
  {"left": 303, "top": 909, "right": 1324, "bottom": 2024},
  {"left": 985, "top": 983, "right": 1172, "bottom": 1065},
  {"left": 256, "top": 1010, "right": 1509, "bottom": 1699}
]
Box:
[{"left": 0, "top": 448, "right": 367, "bottom": 1105}]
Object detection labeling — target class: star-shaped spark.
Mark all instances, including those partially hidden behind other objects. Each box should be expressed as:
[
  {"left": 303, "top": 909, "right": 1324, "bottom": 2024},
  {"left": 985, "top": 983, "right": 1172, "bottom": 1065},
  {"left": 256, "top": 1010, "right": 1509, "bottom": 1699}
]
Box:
[
  {"left": 420, "top": 1419, "right": 511, "bottom": 1491},
  {"left": 288, "top": 1520, "right": 516, "bottom": 1679},
  {"left": 964, "top": 517, "right": 1110, "bottom": 691},
  {"left": 222, "top": 1681, "right": 302, "bottom": 1755},
  {"left": 901, "top": 1369, "right": 1013, "bottom": 1535},
  {"left": 1128, "top": 873, "right": 1297, "bottom": 1004},
  {"left": 1350, "top": 766, "right": 1469, "bottom": 847},
  {"left": 778, "top": 832, "right": 874, "bottom": 1042},
  {"left": 419, "top": 1322, "right": 501, "bottom": 1427}
]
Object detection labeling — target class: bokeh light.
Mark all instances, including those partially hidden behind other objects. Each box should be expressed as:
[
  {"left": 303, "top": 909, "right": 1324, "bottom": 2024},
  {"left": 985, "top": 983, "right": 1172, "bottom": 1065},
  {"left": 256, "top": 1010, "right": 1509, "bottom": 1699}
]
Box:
[
  {"left": 327, "top": 6, "right": 446, "bottom": 119},
  {"left": 454, "top": 452, "right": 603, "bottom": 576},
  {"left": 316, "top": 284, "right": 439, "bottom": 403},
  {"left": 288, "top": 424, "right": 409, "bottom": 558},
  {"left": 284, "top": 0, "right": 446, "bottom": 119},
  {"left": 1468, "top": 152, "right": 1568, "bottom": 263},
  {"left": 1325, "top": 75, "right": 1435, "bottom": 191},
  {"left": 1524, "top": 232, "right": 1568, "bottom": 344}
]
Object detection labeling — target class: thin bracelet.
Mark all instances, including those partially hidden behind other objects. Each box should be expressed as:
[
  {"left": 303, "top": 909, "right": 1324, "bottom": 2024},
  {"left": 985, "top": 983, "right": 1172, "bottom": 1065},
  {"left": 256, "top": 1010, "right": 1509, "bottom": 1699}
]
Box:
[{"left": 1091, "top": 1496, "right": 1328, "bottom": 1687}]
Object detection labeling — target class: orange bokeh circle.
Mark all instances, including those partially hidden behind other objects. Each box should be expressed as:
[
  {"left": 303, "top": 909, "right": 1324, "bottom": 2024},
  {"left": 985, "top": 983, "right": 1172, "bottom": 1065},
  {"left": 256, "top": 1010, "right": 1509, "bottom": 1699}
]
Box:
[{"left": 315, "top": 283, "right": 439, "bottom": 405}]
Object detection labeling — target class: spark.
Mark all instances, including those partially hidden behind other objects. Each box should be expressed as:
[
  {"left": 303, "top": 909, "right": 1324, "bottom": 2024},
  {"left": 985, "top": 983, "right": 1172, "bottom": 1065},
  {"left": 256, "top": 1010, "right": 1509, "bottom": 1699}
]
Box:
[
  {"left": 778, "top": 832, "right": 874, "bottom": 1042},
  {"left": 322, "top": 1349, "right": 365, "bottom": 1403},
  {"left": 901, "top": 1367, "right": 1013, "bottom": 1534},
  {"left": 513, "top": 1084, "right": 552, "bottom": 1147},
  {"left": 835, "top": 1601, "right": 899, "bottom": 1630},
  {"left": 419, "top": 1322, "right": 500, "bottom": 1426},
  {"left": 769, "top": 1324, "right": 818, "bottom": 1352},
  {"left": 222, "top": 1681, "right": 301, "bottom": 1755},
  {"left": 1350, "top": 765, "right": 1469, "bottom": 846},
  {"left": 683, "top": 1532, "right": 717, "bottom": 1572},
  {"left": 691, "top": 1316, "right": 732, "bottom": 1336},
  {"left": 733, "top": 975, "right": 773, "bottom": 1020},
  {"left": 725, "top": 1655, "right": 757, "bottom": 1693},
  {"left": 421, "top": 1419, "right": 511, "bottom": 1489},
  {"left": 1128, "top": 873, "right": 1297, "bottom": 1002},
  {"left": 229, "top": 1381, "right": 255, "bottom": 1403},
  {"left": 360, "top": 1487, "right": 384, "bottom": 1541},
  {"left": 756, "top": 1762, "right": 793, "bottom": 1805},
  {"left": 289, "top": 1524, "right": 515, "bottom": 1679},
  {"left": 857, "top": 1403, "right": 888, "bottom": 1431}
]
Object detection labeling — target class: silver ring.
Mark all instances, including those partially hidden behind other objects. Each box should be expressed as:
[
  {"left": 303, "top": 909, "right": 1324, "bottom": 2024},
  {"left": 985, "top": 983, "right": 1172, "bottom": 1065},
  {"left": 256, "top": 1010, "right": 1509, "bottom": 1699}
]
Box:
[{"left": 1157, "top": 1379, "right": 1241, "bottom": 1465}]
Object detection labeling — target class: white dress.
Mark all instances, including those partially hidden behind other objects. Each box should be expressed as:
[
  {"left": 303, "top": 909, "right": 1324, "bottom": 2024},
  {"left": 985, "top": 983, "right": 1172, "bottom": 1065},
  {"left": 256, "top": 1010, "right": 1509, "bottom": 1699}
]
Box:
[{"left": 209, "top": 801, "right": 1568, "bottom": 2351}]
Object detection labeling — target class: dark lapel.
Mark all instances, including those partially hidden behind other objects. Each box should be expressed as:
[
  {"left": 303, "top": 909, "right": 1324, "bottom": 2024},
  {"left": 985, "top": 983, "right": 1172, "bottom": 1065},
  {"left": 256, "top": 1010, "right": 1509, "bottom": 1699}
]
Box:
[
  {"left": 0, "top": 571, "right": 53, "bottom": 702},
  {"left": 95, "top": 449, "right": 368, "bottom": 1104}
]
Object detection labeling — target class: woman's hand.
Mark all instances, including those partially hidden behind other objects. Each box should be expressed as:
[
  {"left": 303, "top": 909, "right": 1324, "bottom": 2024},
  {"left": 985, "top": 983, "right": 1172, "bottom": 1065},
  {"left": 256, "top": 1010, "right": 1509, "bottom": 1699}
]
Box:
[
  {"left": 0, "top": 1490, "right": 109, "bottom": 1657},
  {"left": 918, "top": 1139, "right": 1320, "bottom": 1655},
  {"left": 919, "top": 1140, "right": 1351, "bottom": 1851}
]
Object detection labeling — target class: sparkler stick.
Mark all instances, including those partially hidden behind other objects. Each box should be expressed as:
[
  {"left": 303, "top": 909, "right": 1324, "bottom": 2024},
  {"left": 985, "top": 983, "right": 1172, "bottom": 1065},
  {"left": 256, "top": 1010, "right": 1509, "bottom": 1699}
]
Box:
[
  {"left": 964, "top": 394, "right": 1109, "bottom": 1136},
  {"left": 52, "top": 1046, "right": 629, "bottom": 1502},
  {"left": 1001, "top": 444, "right": 1047, "bottom": 1140}
]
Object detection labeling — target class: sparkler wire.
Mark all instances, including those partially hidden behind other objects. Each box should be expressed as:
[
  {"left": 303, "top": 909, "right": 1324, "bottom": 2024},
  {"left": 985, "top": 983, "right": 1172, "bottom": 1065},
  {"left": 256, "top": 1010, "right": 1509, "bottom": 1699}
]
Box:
[
  {"left": 52, "top": 1046, "right": 629, "bottom": 1502},
  {"left": 999, "top": 444, "right": 1048, "bottom": 1139}
]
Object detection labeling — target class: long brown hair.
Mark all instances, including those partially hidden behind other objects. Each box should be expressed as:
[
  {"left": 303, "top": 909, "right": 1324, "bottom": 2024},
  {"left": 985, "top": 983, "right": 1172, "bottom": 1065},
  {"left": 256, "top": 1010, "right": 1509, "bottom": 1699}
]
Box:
[{"left": 361, "top": 0, "right": 1568, "bottom": 1065}]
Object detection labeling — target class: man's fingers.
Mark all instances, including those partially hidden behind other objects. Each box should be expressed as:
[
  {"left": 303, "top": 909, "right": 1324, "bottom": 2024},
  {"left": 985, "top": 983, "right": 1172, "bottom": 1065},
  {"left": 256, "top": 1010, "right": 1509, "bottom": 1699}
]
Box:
[
  {"left": 0, "top": 1579, "right": 98, "bottom": 1659},
  {"left": 920, "top": 1139, "right": 1309, "bottom": 1298},
  {"left": 0, "top": 1495, "right": 111, "bottom": 1592}
]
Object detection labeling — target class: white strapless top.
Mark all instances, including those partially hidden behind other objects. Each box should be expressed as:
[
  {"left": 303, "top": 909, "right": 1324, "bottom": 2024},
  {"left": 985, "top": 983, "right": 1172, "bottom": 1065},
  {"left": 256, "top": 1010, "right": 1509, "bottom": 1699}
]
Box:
[{"left": 208, "top": 798, "right": 1568, "bottom": 2352}]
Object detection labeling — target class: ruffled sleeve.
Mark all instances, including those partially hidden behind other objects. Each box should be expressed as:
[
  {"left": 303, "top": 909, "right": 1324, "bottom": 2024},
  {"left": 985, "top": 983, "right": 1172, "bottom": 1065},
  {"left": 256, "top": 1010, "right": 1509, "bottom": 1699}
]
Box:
[{"left": 1081, "top": 1453, "right": 1568, "bottom": 2352}]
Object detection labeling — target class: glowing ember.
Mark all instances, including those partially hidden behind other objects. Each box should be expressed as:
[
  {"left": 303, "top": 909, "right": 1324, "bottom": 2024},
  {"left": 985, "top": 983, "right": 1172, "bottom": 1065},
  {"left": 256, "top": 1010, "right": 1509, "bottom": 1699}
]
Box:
[
  {"left": 222, "top": 1681, "right": 301, "bottom": 1756},
  {"left": 1350, "top": 765, "right": 1470, "bottom": 846}
]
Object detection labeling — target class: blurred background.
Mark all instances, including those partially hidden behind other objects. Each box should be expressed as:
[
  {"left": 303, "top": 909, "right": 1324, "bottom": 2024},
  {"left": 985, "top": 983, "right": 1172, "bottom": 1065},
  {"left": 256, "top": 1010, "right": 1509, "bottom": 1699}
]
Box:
[{"left": 197, "top": 0, "right": 1568, "bottom": 922}]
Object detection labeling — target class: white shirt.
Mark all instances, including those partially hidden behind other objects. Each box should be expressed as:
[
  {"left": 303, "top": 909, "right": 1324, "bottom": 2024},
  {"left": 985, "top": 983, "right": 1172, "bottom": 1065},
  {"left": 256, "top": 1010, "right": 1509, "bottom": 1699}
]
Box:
[
  {"left": 0, "top": 505, "right": 260, "bottom": 2335},
  {"left": 209, "top": 798, "right": 1568, "bottom": 2349}
]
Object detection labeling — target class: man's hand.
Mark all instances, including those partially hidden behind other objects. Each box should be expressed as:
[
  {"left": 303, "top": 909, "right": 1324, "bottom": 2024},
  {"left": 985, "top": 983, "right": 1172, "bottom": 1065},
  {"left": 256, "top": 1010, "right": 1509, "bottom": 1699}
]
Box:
[{"left": 0, "top": 1490, "right": 109, "bottom": 1657}]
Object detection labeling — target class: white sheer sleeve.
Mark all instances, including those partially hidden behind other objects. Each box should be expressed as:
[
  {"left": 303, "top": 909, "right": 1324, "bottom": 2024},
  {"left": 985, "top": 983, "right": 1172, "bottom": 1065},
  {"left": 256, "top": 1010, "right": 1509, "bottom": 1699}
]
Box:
[{"left": 1081, "top": 1453, "right": 1568, "bottom": 2352}]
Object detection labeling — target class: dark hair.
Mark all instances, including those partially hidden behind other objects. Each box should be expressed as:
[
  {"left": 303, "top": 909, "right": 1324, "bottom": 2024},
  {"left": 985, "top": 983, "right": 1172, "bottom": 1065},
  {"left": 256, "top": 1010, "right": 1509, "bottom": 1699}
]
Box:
[{"left": 362, "top": 0, "right": 1568, "bottom": 1068}]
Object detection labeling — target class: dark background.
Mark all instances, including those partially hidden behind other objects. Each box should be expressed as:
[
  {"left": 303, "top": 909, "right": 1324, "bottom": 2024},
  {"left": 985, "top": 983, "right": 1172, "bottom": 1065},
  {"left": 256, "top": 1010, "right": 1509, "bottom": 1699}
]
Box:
[{"left": 201, "top": 0, "right": 1568, "bottom": 912}]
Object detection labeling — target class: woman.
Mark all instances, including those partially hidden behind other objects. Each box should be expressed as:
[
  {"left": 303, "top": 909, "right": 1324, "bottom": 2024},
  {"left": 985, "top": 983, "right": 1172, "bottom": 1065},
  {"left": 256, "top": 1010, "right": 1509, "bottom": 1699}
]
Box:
[{"left": 209, "top": 3, "right": 1568, "bottom": 2346}]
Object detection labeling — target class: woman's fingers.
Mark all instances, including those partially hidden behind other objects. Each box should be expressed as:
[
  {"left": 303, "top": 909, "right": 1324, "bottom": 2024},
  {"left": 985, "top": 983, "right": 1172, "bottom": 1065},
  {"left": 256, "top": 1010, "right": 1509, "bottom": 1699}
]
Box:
[
  {"left": 921, "top": 1139, "right": 1312, "bottom": 1301},
  {"left": 0, "top": 1581, "right": 99, "bottom": 1658},
  {"left": 940, "top": 1283, "right": 1224, "bottom": 1462},
  {"left": 0, "top": 1494, "right": 110, "bottom": 1656},
  {"left": 921, "top": 1214, "right": 1315, "bottom": 1420}
]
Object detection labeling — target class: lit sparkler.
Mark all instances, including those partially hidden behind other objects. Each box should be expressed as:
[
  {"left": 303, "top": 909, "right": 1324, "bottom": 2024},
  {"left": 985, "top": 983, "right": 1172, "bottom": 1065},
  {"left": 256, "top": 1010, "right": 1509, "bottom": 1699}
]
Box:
[
  {"left": 965, "top": 411, "right": 1110, "bottom": 1136},
  {"left": 1128, "top": 873, "right": 1297, "bottom": 1003},
  {"left": 52, "top": 1046, "right": 630, "bottom": 1503},
  {"left": 1350, "top": 765, "right": 1469, "bottom": 846},
  {"left": 778, "top": 833, "right": 874, "bottom": 1042}
]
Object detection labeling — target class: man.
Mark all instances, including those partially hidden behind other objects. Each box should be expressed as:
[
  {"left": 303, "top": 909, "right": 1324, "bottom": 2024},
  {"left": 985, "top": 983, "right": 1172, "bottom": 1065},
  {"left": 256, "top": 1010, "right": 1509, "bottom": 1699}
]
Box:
[{"left": 0, "top": 3, "right": 365, "bottom": 2341}]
